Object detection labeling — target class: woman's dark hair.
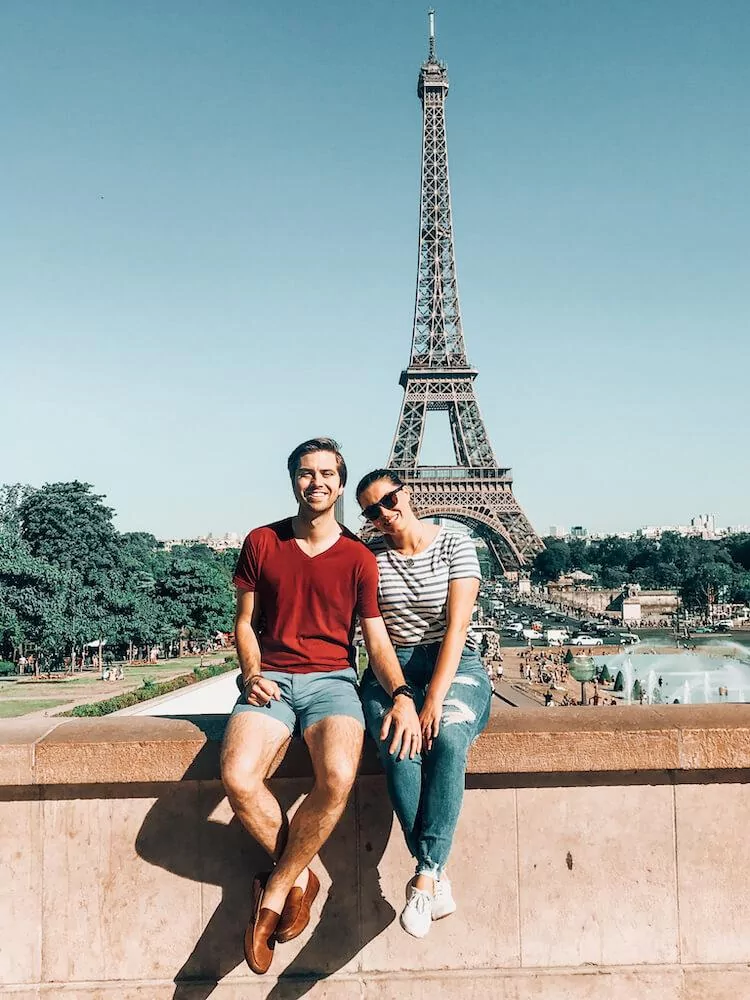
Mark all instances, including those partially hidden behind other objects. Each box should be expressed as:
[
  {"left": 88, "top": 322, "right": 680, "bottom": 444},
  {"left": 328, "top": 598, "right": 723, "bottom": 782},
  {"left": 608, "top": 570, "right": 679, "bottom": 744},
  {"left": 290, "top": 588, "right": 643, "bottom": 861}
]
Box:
[
  {"left": 287, "top": 437, "right": 347, "bottom": 487},
  {"left": 355, "top": 468, "right": 404, "bottom": 500}
]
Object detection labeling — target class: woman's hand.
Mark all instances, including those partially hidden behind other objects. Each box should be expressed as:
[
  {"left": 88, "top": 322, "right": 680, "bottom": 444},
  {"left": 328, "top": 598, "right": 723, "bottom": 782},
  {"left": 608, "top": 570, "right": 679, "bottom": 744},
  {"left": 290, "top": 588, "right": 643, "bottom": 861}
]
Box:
[{"left": 419, "top": 694, "right": 444, "bottom": 751}]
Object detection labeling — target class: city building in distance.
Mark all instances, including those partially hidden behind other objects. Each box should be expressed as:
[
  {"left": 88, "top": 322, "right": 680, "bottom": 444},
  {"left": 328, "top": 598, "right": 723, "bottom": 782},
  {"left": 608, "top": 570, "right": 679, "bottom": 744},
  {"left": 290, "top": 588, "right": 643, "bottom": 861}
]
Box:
[
  {"left": 160, "top": 532, "right": 243, "bottom": 552},
  {"left": 546, "top": 514, "right": 748, "bottom": 542}
]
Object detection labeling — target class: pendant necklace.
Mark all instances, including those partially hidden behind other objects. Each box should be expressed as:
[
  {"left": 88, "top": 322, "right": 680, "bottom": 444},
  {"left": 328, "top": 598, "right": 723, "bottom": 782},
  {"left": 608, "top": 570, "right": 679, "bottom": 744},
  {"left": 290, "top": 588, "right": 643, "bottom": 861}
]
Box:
[{"left": 404, "top": 529, "right": 427, "bottom": 568}]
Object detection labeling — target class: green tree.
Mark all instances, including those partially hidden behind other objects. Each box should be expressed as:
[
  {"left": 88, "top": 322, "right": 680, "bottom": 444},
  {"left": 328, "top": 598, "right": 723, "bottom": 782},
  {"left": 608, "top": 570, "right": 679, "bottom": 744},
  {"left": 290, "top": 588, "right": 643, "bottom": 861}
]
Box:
[
  {"left": 19, "top": 482, "right": 120, "bottom": 582},
  {"left": 155, "top": 555, "right": 234, "bottom": 640},
  {"left": 680, "top": 561, "right": 734, "bottom": 614},
  {"left": 532, "top": 540, "right": 572, "bottom": 583}
]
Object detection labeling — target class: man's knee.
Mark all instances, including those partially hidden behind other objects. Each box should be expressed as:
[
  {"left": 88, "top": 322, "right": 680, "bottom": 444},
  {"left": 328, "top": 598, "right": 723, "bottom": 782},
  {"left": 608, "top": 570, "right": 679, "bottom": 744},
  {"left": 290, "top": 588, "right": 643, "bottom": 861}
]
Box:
[
  {"left": 221, "top": 714, "right": 290, "bottom": 799},
  {"left": 315, "top": 758, "right": 358, "bottom": 804},
  {"left": 220, "top": 748, "right": 266, "bottom": 802}
]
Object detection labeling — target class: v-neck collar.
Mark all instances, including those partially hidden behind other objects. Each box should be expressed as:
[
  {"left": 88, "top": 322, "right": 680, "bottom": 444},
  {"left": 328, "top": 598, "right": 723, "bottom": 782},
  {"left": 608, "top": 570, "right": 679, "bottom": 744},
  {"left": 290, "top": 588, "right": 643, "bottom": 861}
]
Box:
[{"left": 287, "top": 517, "right": 344, "bottom": 561}]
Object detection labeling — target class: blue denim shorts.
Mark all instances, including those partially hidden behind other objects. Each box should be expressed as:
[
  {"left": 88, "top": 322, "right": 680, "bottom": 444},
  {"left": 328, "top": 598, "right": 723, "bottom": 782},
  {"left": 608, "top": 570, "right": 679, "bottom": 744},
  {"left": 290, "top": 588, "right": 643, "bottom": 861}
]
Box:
[{"left": 231, "top": 667, "right": 364, "bottom": 735}]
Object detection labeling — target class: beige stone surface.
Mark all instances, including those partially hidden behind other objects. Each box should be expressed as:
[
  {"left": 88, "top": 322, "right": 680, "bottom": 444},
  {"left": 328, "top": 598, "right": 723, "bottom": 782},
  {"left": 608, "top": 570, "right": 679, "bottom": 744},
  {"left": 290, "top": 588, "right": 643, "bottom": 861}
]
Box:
[
  {"left": 359, "top": 778, "right": 519, "bottom": 973},
  {"left": 676, "top": 781, "right": 750, "bottom": 963},
  {"left": 1, "top": 703, "right": 750, "bottom": 787},
  {"left": 34, "top": 718, "right": 210, "bottom": 784},
  {"left": 681, "top": 967, "right": 750, "bottom": 998},
  {"left": 517, "top": 782, "right": 679, "bottom": 967},
  {"left": 0, "top": 797, "right": 42, "bottom": 985},
  {"left": 363, "top": 967, "right": 684, "bottom": 999},
  {"left": 472, "top": 725, "right": 680, "bottom": 773},
  {"left": 0, "top": 719, "right": 63, "bottom": 785},
  {"left": 40, "top": 787, "right": 202, "bottom": 983},
  {"left": 679, "top": 723, "right": 750, "bottom": 769},
  {"left": 38, "top": 981, "right": 361, "bottom": 999}
]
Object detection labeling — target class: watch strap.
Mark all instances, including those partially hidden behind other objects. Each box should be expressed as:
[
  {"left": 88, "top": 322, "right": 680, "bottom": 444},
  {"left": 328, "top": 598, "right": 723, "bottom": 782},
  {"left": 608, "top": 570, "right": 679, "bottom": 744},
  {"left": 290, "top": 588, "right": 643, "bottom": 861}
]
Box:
[{"left": 391, "top": 683, "right": 415, "bottom": 702}]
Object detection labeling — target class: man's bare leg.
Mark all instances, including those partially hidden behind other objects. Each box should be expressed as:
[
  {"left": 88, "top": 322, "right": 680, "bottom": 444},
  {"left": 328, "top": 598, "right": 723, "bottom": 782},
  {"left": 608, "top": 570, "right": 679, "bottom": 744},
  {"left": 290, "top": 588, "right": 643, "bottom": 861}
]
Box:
[
  {"left": 261, "top": 715, "right": 364, "bottom": 913},
  {"left": 220, "top": 711, "right": 292, "bottom": 859}
]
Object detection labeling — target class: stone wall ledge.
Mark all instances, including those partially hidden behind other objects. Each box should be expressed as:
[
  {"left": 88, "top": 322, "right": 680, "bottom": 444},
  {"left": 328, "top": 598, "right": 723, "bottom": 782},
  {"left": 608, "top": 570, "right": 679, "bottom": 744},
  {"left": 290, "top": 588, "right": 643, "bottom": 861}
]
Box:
[
  {"left": 3, "top": 702, "right": 750, "bottom": 786},
  {"left": 5, "top": 964, "right": 750, "bottom": 998}
]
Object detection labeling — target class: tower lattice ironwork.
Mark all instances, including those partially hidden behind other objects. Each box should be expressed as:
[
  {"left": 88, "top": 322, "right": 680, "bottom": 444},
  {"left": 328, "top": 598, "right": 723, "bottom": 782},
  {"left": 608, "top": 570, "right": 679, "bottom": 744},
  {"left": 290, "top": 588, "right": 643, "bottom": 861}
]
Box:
[{"left": 386, "top": 11, "right": 543, "bottom": 573}]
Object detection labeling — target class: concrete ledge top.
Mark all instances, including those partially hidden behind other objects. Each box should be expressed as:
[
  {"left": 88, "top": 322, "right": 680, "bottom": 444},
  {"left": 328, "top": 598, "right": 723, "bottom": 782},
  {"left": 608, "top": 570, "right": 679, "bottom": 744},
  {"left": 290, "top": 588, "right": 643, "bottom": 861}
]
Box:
[{"left": 2, "top": 703, "right": 750, "bottom": 786}]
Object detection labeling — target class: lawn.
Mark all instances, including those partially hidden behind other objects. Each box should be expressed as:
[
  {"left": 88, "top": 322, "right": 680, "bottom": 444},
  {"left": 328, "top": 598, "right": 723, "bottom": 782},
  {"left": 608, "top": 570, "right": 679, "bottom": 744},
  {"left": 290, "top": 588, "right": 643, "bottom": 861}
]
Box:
[
  {"left": 0, "top": 654, "right": 235, "bottom": 718},
  {"left": 0, "top": 699, "right": 69, "bottom": 719}
]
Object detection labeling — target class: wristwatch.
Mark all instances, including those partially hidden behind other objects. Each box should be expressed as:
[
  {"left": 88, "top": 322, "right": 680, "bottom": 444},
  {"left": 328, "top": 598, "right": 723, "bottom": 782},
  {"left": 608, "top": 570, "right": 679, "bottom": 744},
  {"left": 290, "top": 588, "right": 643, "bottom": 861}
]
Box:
[{"left": 391, "top": 683, "right": 415, "bottom": 703}]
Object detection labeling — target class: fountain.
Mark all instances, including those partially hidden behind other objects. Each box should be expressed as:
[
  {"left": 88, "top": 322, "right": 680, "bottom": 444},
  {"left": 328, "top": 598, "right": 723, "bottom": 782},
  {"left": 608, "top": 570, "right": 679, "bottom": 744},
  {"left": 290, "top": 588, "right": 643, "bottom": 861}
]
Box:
[
  {"left": 623, "top": 657, "right": 634, "bottom": 705},
  {"left": 591, "top": 649, "right": 750, "bottom": 706}
]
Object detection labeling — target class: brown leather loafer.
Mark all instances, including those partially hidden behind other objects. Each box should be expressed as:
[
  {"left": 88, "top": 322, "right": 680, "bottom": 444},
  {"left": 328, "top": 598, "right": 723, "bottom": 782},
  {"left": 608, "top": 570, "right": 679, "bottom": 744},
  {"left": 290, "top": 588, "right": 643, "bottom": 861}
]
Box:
[
  {"left": 244, "top": 871, "right": 281, "bottom": 975},
  {"left": 276, "top": 868, "right": 321, "bottom": 943}
]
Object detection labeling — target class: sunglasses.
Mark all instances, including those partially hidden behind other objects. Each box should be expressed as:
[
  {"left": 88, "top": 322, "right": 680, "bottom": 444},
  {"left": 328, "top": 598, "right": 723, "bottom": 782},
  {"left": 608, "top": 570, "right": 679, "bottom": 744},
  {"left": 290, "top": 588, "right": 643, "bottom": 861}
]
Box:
[{"left": 360, "top": 484, "right": 405, "bottom": 522}]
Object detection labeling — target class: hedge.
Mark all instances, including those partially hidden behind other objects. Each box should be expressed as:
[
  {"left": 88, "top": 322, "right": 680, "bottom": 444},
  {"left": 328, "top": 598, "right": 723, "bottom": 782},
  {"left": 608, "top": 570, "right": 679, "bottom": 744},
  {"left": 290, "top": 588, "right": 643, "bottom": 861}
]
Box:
[{"left": 59, "top": 659, "right": 238, "bottom": 717}]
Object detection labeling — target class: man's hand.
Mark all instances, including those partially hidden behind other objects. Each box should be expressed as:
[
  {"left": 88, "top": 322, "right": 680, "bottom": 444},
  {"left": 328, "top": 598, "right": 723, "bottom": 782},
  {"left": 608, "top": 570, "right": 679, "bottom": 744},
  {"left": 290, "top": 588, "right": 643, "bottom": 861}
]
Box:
[
  {"left": 243, "top": 674, "right": 281, "bottom": 707},
  {"left": 381, "top": 696, "right": 422, "bottom": 760},
  {"left": 419, "top": 694, "right": 444, "bottom": 752}
]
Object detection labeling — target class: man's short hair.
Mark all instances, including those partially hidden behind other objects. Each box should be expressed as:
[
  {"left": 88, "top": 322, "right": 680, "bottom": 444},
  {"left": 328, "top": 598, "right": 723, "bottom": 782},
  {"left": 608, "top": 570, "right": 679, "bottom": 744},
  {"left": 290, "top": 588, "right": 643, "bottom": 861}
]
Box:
[{"left": 287, "top": 437, "right": 348, "bottom": 487}]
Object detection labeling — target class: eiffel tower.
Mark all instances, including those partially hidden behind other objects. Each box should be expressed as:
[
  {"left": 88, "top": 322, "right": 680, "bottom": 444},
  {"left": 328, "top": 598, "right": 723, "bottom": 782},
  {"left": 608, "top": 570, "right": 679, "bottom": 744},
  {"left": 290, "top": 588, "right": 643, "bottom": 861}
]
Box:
[{"left": 386, "top": 11, "right": 543, "bottom": 574}]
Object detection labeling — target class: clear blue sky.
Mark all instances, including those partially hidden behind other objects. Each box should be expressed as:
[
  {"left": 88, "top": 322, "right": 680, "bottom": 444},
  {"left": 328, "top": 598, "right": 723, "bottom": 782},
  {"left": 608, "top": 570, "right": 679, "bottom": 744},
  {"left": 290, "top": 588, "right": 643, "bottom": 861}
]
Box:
[{"left": 2, "top": 0, "right": 748, "bottom": 539}]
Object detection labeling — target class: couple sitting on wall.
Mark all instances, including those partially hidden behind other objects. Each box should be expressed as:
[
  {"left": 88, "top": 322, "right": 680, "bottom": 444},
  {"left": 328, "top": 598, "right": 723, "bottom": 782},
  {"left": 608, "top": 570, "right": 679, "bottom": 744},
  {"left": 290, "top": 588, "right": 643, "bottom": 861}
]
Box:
[{"left": 221, "top": 437, "right": 492, "bottom": 975}]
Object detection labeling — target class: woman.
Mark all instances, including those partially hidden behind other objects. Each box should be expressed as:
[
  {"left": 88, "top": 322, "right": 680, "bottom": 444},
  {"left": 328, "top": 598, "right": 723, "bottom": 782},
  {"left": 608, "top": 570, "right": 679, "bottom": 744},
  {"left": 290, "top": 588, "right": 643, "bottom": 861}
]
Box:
[{"left": 356, "top": 469, "right": 492, "bottom": 938}]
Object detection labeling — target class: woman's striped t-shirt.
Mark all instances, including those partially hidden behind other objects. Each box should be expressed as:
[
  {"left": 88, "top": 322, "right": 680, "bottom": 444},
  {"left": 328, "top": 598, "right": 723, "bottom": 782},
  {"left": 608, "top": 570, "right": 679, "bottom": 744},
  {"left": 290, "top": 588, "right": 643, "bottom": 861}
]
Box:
[{"left": 368, "top": 527, "right": 482, "bottom": 648}]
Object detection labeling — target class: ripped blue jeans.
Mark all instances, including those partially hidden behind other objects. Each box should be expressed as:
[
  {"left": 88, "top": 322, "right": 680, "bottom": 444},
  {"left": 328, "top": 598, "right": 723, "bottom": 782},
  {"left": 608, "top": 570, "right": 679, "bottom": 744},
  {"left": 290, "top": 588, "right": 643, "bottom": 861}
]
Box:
[{"left": 360, "top": 643, "right": 492, "bottom": 879}]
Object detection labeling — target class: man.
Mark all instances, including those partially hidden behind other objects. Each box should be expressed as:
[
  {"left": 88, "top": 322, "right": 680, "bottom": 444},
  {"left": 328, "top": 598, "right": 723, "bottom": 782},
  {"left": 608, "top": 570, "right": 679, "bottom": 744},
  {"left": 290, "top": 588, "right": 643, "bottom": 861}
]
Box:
[{"left": 221, "top": 437, "right": 422, "bottom": 975}]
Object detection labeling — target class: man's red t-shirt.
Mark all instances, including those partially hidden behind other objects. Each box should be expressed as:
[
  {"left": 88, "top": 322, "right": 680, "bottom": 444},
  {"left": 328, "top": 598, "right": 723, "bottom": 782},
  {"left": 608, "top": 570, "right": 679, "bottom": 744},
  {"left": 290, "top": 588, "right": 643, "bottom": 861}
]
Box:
[{"left": 232, "top": 518, "right": 380, "bottom": 674}]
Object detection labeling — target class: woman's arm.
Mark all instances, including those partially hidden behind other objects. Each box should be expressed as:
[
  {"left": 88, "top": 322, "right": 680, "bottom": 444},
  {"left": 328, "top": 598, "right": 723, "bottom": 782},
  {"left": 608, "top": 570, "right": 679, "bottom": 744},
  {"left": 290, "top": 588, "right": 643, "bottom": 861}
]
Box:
[{"left": 420, "top": 576, "right": 480, "bottom": 747}]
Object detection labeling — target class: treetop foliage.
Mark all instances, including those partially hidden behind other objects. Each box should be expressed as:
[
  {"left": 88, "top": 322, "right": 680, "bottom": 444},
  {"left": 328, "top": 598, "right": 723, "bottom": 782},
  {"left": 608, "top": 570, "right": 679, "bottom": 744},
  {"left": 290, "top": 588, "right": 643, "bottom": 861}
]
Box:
[
  {"left": 531, "top": 532, "right": 750, "bottom": 610},
  {"left": 0, "top": 482, "right": 236, "bottom": 661}
]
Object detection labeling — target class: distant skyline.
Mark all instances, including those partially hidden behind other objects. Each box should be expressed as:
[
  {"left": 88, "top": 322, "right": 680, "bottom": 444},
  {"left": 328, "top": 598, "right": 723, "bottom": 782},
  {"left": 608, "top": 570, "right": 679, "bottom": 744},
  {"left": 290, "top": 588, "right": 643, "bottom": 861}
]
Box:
[{"left": 2, "top": 1, "right": 748, "bottom": 538}]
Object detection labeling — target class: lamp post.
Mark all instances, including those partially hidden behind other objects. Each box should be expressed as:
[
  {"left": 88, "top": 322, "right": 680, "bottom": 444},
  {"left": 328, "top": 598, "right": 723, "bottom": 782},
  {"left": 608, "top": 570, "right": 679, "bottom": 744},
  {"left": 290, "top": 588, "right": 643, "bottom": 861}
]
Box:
[{"left": 568, "top": 655, "right": 596, "bottom": 706}]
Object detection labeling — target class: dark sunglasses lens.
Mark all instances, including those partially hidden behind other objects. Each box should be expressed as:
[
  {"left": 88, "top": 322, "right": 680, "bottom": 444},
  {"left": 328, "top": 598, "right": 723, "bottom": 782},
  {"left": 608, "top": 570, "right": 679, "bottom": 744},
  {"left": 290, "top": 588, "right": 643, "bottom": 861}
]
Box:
[{"left": 362, "top": 486, "right": 401, "bottom": 522}]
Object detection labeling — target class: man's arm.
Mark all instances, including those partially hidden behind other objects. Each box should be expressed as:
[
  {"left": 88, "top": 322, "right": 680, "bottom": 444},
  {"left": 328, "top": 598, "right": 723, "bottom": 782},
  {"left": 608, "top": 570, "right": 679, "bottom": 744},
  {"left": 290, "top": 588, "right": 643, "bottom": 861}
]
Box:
[
  {"left": 360, "top": 616, "right": 422, "bottom": 759},
  {"left": 235, "top": 589, "right": 280, "bottom": 706}
]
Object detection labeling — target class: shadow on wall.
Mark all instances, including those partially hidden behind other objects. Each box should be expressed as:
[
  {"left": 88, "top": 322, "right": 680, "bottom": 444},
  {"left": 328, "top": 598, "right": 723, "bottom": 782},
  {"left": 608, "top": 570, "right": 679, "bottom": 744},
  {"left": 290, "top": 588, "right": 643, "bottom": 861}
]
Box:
[{"left": 135, "top": 739, "right": 395, "bottom": 1000}]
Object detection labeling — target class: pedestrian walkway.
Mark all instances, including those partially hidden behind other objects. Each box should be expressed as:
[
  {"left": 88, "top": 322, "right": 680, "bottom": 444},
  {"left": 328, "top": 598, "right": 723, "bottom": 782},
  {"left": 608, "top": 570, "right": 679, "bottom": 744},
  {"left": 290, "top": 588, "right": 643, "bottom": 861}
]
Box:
[{"left": 493, "top": 679, "right": 542, "bottom": 709}]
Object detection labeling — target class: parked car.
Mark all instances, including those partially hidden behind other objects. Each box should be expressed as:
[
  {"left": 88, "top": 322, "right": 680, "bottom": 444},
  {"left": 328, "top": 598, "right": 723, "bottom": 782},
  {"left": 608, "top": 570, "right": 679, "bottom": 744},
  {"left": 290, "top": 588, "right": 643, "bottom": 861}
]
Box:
[
  {"left": 522, "top": 628, "right": 544, "bottom": 642},
  {"left": 570, "top": 635, "right": 604, "bottom": 647},
  {"left": 619, "top": 633, "right": 641, "bottom": 645},
  {"left": 715, "top": 620, "right": 734, "bottom": 631}
]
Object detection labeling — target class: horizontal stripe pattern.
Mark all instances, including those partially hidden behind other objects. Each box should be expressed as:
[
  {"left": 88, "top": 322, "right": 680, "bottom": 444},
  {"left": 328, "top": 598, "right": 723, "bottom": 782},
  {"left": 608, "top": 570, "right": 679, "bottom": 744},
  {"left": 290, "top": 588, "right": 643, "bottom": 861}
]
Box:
[{"left": 369, "top": 527, "right": 481, "bottom": 647}]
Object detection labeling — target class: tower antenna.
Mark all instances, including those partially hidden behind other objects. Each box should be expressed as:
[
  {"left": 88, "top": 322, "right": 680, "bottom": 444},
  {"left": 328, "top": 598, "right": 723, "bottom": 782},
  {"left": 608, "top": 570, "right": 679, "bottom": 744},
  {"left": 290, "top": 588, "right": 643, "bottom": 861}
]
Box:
[{"left": 428, "top": 9, "right": 436, "bottom": 60}]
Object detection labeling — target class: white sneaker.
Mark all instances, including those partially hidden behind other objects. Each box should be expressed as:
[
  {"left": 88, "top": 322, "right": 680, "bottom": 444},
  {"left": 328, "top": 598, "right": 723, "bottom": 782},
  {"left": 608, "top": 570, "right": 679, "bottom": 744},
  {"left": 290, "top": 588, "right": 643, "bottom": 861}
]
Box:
[
  {"left": 432, "top": 876, "right": 457, "bottom": 920},
  {"left": 400, "top": 886, "right": 433, "bottom": 938}
]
